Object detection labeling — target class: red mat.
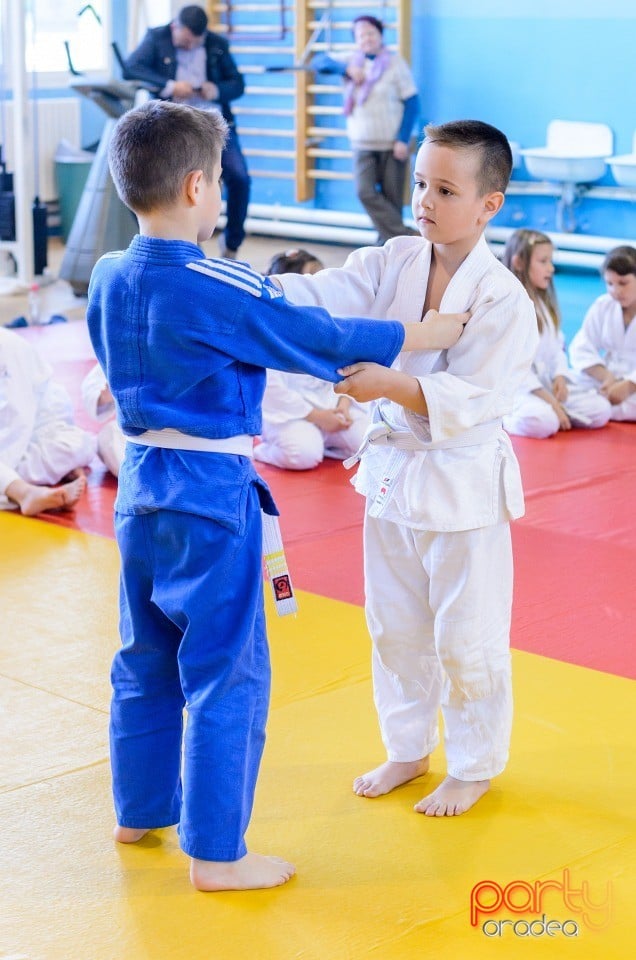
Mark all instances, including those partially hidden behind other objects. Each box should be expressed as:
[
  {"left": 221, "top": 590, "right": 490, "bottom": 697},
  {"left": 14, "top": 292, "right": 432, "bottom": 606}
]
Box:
[{"left": 15, "top": 323, "right": 636, "bottom": 680}]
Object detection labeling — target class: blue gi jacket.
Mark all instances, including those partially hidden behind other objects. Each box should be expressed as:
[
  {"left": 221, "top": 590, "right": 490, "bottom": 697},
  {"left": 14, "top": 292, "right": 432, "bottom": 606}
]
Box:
[{"left": 87, "top": 236, "right": 404, "bottom": 523}]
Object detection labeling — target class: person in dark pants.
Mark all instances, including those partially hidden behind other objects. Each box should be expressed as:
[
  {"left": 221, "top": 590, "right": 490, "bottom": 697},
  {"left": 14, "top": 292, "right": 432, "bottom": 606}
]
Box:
[{"left": 123, "top": 4, "right": 250, "bottom": 259}]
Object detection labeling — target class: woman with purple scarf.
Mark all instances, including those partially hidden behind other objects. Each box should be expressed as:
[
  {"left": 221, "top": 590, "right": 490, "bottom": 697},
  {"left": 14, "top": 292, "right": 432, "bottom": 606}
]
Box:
[{"left": 312, "top": 15, "right": 420, "bottom": 244}]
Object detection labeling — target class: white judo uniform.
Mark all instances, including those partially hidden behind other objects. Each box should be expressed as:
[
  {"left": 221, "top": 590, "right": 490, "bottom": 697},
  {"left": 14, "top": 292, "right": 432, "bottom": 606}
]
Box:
[
  {"left": 81, "top": 363, "right": 126, "bottom": 477},
  {"left": 254, "top": 370, "right": 370, "bottom": 470},
  {"left": 503, "top": 308, "right": 611, "bottom": 438},
  {"left": 279, "top": 235, "right": 538, "bottom": 780},
  {"left": 0, "top": 327, "right": 97, "bottom": 506},
  {"left": 569, "top": 293, "right": 636, "bottom": 422}
]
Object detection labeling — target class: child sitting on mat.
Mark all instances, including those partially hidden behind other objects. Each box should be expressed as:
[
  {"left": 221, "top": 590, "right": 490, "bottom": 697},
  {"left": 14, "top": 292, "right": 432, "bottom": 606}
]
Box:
[
  {"left": 86, "top": 99, "right": 469, "bottom": 892},
  {"left": 569, "top": 244, "right": 636, "bottom": 421},
  {"left": 501, "top": 229, "right": 611, "bottom": 437},
  {"left": 255, "top": 249, "right": 371, "bottom": 470},
  {"left": 0, "top": 326, "right": 95, "bottom": 515},
  {"left": 81, "top": 364, "right": 125, "bottom": 477}
]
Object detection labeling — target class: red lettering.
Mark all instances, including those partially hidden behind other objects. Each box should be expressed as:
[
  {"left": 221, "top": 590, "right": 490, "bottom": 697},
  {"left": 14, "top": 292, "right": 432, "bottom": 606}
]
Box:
[{"left": 470, "top": 881, "right": 503, "bottom": 926}]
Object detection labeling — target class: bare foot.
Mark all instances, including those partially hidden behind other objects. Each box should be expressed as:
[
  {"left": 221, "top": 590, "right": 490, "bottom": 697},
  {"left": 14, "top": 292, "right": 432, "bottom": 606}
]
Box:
[
  {"left": 414, "top": 775, "right": 490, "bottom": 817},
  {"left": 353, "top": 757, "right": 430, "bottom": 798},
  {"left": 190, "top": 852, "right": 296, "bottom": 892},
  {"left": 114, "top": 825, "right": 151, "bottom": 843},
  {"left": 6, "top": 475, "right": 86, "bottom": 516}
]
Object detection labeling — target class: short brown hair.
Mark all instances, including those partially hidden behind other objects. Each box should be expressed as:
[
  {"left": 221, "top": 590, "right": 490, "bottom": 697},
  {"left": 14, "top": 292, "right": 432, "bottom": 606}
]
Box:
[
  {"left": 108, "top": 100, "right": 228, "bottom": 214},
  {"left": 423, "top": 119, "right": 513, "bottom": 195},
  {"left": 601, "top": 245, "right": 636, "bottom": 277},
  {"left": 265, "top": 249, "right": 323, "bottom": 275}
]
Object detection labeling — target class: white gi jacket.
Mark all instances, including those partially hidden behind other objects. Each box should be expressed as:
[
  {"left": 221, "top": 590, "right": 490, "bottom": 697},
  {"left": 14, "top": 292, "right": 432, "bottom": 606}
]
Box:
[
  {"left": 278, "top": 236, "right": 538, "bottom": 532},
  {"left": 0, "top": 327, "right": 96, "bottom": 495},
  {"left": 569, "top": 293, "right": 636, "bottom": 385},
  {"left": 519, "top": 309, "right": 570, "bottom": 393}
]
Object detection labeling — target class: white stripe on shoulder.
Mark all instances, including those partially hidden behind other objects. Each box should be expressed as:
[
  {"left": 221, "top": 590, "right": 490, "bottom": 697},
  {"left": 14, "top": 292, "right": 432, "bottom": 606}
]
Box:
[{"left": 187, "top": 258, "right": 265, "bottom": 297}]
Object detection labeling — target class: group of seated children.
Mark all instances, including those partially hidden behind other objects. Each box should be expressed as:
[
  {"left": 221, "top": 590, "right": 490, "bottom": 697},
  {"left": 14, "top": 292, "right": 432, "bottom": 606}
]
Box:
[
  {"left": 262, "top": 234, "right": 636, "bottom": 454},
  {"left": 2, "top": 234, "right": 635, "bottom": 516},
  {"left": 501, "top": 232, "right": 635, "bottom": 438}
]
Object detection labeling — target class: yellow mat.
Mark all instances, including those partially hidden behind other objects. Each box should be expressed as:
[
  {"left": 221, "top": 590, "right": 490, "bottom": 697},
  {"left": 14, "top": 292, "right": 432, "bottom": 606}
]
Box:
[{"left": 1, "top": 513, "right": 634, "bottom": 959}]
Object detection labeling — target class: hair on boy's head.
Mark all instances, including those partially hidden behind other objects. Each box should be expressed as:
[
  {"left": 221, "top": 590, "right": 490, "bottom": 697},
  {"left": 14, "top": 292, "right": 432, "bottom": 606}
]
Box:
[
  {"left": 265, "top": 249, "right": 324, "bottom": 276},
  {"left": 423, "top": 120, "right": 513, "bottom": 195},
  {"left": 108, "top": 100, "right": 228, "bottom": 214},
  {"left": 176, "top": 4, "right": 208, "bottom": 36},
  {"left": 353, "top": 15, "right": 384, "bottom": 34},
  {"left": 601, "top": 244, "right": 636, "bottom": 276}
]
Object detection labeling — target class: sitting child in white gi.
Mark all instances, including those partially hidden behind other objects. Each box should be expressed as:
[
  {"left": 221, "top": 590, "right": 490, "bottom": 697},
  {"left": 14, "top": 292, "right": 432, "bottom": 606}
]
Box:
[
  {"left": 569, "top": 244, "right": 636, "bottom": 421},
  {"left": 255, "top": 249, "right": 370, "bottom": 470},
  {"left": 0, "top": 326, "right": 96, "bottom": 515},
  {"left": 81, "top": 363, "right": 125, "bottom": 477},
  {"left": 276, "top": 120, "right": 538, "bottom": 818},
  {"left": 501, "top": 229, "right": 610, "bottom": 437}
]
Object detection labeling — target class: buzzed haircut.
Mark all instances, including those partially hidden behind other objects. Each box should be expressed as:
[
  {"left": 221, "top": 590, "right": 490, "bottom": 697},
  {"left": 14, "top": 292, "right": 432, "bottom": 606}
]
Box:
[
  {"left": 423, "top": 120, "right": 513, "bottom": 195},
  {"left": 176, "top": 5, "right": 208, "bottom": 36},
  {"left": 108, "top": 100, "right": 228, "bottom": 214},
  {"left": 602, "top": 245, "right": 636, "bottom": 277}
]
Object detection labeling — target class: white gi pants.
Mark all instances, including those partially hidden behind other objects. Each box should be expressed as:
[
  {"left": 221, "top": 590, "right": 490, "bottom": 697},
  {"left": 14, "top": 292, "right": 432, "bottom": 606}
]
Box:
[
  {"left": 364, "top": 512, "right": 513, "bottom": 781},
  {"left": 255, "top": 410, "right": 369, "bottom": 471},
  {"left": 96, "top": 420, "right": 126, "bottom": 477},
  {"left": 607, "top": 394, "right": 636, "bottom": 422},
  {"left": 0, "top": 381, "right": 97, "bottom": 502},
  {"left": 503, "top": 387, "right": 611, "bottom": 438}
]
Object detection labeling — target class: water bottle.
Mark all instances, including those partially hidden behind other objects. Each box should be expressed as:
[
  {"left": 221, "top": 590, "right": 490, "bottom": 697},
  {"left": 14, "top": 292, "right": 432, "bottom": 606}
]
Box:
[{"left": 28, "top": 283, "right": 42, "bottom": 325}]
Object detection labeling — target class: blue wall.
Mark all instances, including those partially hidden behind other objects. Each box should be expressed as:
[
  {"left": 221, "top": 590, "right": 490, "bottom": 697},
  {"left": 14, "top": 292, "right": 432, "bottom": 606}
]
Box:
[
  {"left": 79, "top": 2, "right": 636, "bottom": 238},
  {"left": 408, "top": 1, "right": 636, "bottom": 237},
  {"left": 414, "top": 1, "right": 634, "bottom": 156}
]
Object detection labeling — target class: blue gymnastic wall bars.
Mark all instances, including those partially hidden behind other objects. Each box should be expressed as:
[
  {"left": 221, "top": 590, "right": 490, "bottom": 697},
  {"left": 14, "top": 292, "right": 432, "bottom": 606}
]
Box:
[{"left": 102, "top": 2, "right": 636, "bottom": 246}]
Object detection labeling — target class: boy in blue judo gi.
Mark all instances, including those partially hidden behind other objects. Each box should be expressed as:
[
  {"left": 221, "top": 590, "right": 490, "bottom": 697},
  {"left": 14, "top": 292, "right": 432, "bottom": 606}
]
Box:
[{"left": 87, "top": 99, "right": 469, "bottom": 892}]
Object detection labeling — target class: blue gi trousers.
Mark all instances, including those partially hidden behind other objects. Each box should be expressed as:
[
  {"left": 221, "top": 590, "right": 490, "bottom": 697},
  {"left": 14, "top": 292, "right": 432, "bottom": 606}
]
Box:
[
  {"left": 110, "top": 493, "right": 270, "bottom": 861},
  {"left": 221, "top": 127, "right": 251, "bottom": 253}
]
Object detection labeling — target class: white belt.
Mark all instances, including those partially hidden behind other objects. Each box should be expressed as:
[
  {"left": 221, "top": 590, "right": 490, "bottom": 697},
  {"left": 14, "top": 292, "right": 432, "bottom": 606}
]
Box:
[
  {"left": 125, "top": 427, "right": 298, "bottom": 615},
  {"left": 344, "top": 418, "right": 503, "bottom": 520},
  {"left": 343, "top": 419, "right": 501, "bottom": 469},
  {"left": 126, "top": 428, "right": 254, "bottom": 457}
]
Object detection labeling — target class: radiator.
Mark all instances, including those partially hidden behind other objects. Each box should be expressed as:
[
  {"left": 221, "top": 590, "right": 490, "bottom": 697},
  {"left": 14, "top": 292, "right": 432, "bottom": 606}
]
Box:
[{"left": 1, "top": 97, "right": 82, "bottom": 202}]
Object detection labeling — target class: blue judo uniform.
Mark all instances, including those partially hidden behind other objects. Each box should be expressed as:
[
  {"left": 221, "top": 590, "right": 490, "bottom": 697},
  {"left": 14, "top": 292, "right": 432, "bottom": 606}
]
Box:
[{"left": 87, "top": 235, "right": 405, "bottom": 861}]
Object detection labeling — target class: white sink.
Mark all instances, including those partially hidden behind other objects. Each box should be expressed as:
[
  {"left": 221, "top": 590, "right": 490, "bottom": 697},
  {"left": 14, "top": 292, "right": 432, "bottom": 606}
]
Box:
[
  {"left": 608, "top": 133, "right": 636, "bottom": 187},
  {"left": 521, "top": 120, "right": 613, "bottom": 184}
]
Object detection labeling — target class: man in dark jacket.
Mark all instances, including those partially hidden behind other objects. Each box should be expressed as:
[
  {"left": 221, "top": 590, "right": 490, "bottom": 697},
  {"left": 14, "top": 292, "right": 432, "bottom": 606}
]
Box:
[{"left": 124, "top": 4, "right": 250, "bottom": 259}]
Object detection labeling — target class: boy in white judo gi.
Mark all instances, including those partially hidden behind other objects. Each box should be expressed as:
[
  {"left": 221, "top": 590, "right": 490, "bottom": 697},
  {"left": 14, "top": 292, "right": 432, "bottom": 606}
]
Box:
[
  {"left": 0, "top": 326, "right": 95, "bottom": 514},
  {"left": 86, "top": 100, "right": 469, "bottom": 892},
  {"left": 276, "top": 120, "right": 538, "bottom": 817}
]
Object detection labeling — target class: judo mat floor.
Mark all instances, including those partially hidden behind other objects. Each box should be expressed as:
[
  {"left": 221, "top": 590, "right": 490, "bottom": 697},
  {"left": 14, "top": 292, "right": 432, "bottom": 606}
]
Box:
[{"left": 1, "top": 317, "right": 635, "bottom": 959}]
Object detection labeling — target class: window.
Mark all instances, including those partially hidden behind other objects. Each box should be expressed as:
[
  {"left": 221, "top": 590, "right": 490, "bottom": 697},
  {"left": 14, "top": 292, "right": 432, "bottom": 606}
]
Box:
[{"left": 24, "top": 0, "right": 110, "bottom": 77}]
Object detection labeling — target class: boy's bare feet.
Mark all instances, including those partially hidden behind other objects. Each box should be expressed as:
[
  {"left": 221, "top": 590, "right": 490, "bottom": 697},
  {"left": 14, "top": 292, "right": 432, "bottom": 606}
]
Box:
[
  {"left": 5, "top": 475, "right": 86, "bottom": 516},
  {"left": 353, "top": 757, "right": 430, "bottom": 798},
  {"left": 114, "top": 826, "right": 151, "bottom": 843},
  {"left": 190, "top": 852, "right": 296, "bottom": 892},
  {"left": 414, "top": 775, "right": 490, "bottom": 816}
]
